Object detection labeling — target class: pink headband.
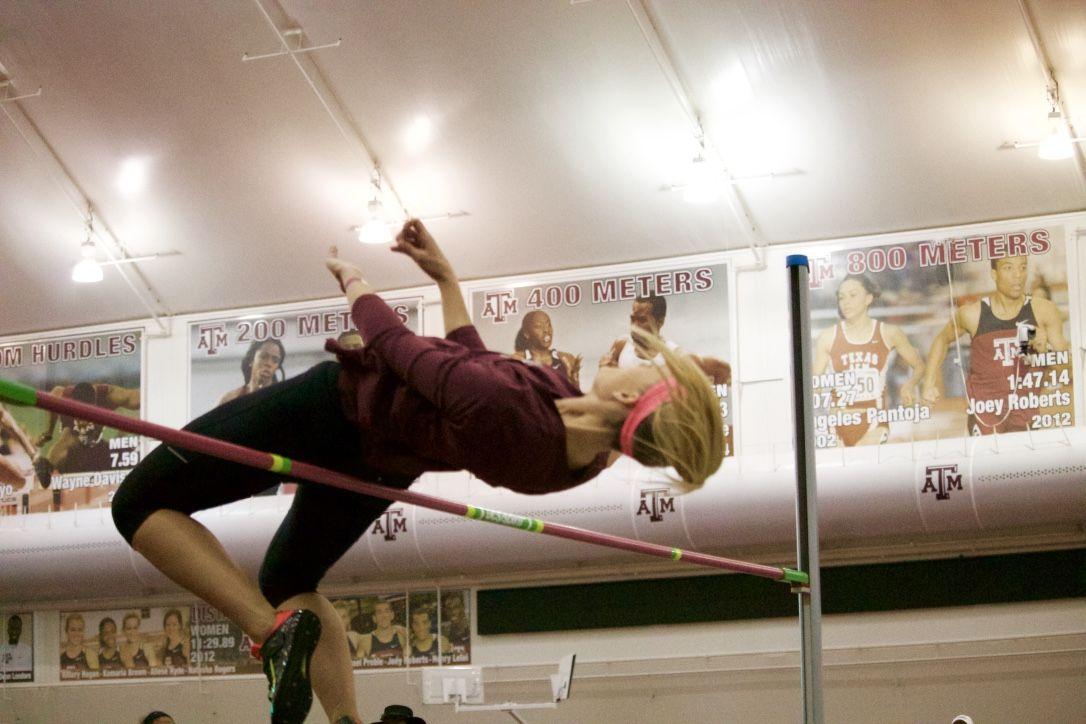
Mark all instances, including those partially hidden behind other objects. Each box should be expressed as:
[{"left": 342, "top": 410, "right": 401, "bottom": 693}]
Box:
[{"left": 619, "top": 379, "right": 679, "bottom": 457}]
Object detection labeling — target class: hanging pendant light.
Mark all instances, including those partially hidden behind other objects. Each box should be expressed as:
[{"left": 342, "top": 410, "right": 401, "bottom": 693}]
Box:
[
  {"left": 1037, "top": 110, "right": 1074, "bottom": 161},
  {"left": 682, "top": 153, "right": 722, "bottom": 204},
  {"left": 357, "top": 197, "right": 393, "bottom": 245},
  {"left": 71, "top": 222, "right": 103, "bottom": 283},
  {"left": 357, "top": 169, "right": 394, "bottom": 245}
]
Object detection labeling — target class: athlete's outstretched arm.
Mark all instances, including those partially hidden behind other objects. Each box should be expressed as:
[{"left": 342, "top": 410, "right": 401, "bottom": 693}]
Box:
[
  {"left": 921, "top": 304, "right": 974, "bottom": 404},
  {"left": 1032, "top": 297, "right": 1070, "bottom": 353},
  {"left": 325, "top": 242, "right": 495, "bottom": 419},
  {"left": 884, "top": 324, "right": 925, "bottom": 406},
  {"left": 104, "top": 385, "right": 140, "bottom": 411},
  {"left": 922, "top": 322, "right": 954, "bottom": 404},
  {"left": 599, "top": 338, "right": 624, "bottom": 369},
  {"left": 1, "top": 405, "right": 36, "bottom": 457},
  {"left": 392, "top": 219, "right": 471, "bottom": 336}
]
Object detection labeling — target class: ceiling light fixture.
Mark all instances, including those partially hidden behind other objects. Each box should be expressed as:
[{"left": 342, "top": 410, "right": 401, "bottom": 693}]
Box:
[
  {"left": 357, "top": 170, "right": 394, "bottom": 245},
  {"left": 71, "top": 236, "right": 104, "bottom": 284},
  {"left": 1005, "top": 86, "right": 1083, "bottom": 160},
  {"left": 357, "top": 199, "right": 393, "bottom": 245},
  {"left": 1037, "top": 110, "right": 1074, "bottom": 160},
  {"left": 69, "top": 216, "right": 178, "bottom": 283},
  {"left": 242, "top": 9, "right": 469, "bottom": 246},
  {"left": 682, "top": 152, "right": 721, "bottom": 205}
]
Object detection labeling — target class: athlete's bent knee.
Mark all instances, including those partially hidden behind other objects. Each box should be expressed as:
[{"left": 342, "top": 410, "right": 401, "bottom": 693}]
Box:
[
  {"left": 111, "top": 466, "right": 167, "bottom": 544},
  {"left": 259, "top": 562, "right": 321, "bottom": 608}
]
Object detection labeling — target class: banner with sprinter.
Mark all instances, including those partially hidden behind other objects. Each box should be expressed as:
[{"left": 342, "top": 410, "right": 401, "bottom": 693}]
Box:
[
  {"left": 0, "top": 330, "right": 143, "bottom": 516},
  {"left": 187, "top": 298, "right": 422, "bottom": 494},
  {"left": 806, "top": 224, "right": 1074, "bottom": 448},
  {"left": 189, "top": 299, "right": 422, "bottom": 421},
  {"left": 469, "top": 260, "right": 734, "bottom": 457}
]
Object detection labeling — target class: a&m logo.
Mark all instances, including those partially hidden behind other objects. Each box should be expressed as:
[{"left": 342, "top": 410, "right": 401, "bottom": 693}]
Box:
[
  {"left": 479, "top": 291, "right": 518, "bottom": 323},
  {"left": 195, "top": 324, "right": 228, "bottom": 355},
  {"left": 921, "top": 464, "right": 963, "bottom": 501},
  {"left": 637, "top": 488, "right": 675, "bottom": 522},
  {"left": 806, "top": 257, "right": 835, "bottom": 290},
  {"left": 372, "top": 508, "right": 407, "bottom": 541},
  {"left": 992, "top": 337, "right": 1019, "bottom": 367}
]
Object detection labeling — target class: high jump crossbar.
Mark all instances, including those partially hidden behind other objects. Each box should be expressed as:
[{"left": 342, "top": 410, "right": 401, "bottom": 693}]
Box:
[{"left": 0, "top": 377, "right": 807, "bottom": 585}]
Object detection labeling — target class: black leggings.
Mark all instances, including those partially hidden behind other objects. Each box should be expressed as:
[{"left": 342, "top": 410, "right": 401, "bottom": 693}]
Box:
[{"left": 111, "top": 361, "right": 412, "bottom": 606}]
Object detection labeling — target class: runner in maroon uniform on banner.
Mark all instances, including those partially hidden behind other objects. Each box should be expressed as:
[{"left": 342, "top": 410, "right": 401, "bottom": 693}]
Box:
[{"left": 923, "top": 256, "right": 1070, "bottom": 436}]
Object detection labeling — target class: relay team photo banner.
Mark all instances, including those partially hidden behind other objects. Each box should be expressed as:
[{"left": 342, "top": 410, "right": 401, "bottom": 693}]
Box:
[
  {"left": 807, "top": 225, "right": 1075, "bottom": 449},
  {"left": 56, "top": 589, "right": 469, "bottom": 681}
]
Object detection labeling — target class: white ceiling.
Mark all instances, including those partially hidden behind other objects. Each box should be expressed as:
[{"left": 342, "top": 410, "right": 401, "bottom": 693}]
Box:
[{"left": 1, "top": 0, "right": 1084, "bottom": 336}]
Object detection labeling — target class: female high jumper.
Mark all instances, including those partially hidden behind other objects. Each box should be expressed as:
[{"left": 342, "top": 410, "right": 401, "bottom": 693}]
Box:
[{"left": 110, "top": 220, "right": 724, "bottom": 724}]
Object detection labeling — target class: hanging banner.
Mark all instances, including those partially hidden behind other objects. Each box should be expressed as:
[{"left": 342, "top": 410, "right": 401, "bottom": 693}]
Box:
[
  {"left": 406, "top": 590, "right": 444, "bottom": 667},
  {"left": 355, "top": 592, "right": 408, "bottom": 669},
  {"left": 807, "top": 225, "right": 1074, "bottom": 448},
  {"left": 189, "top": 299, "right": 422, "bottom": 420},
  {"left": 0, "top": 330, "right": 143, "bottom": 516},
  {"left": 188, "top": 298, "right": 422, "bottom": 494},
  {"left": 58, "top": 606, "right": 190, "bottom": 680},
  {"left": 439, "top": 588, "right": 471, "bottom": 665},
  {"left": 332, "top": 588, "right": 471, "bottom": 670},
  {"left": 0, "top": 612, "right": 33, "bottom": 682},
  {"left": 469, "top": 262, "right": 734, "bottom": 457},
  {"left": 332, "top": 596, "right": 368, "bottom": 668},
  {"left": 53, "top": 589, "right": 468, "bottom": 684},
  {"left": 189, "top": 603, "right": 262, "bottom": 676}
]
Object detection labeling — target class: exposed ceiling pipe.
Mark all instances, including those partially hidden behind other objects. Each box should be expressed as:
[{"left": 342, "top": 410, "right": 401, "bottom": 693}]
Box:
[
  {"left": 0, "top": 74, "right": 171, "bottom": 335},
  {"left": 1016, "top": 0, "right": 1086, "bottom": 184},
  {"left": 0, "top": 85, "right": 41, "bottom": 103},
  {"left": 624, "top": 0, "right": 765, "bottom": 245},
  {"left": 249, "top": 0, "right": 410, "bottom": 218},
  {"left": 242, "top": 31, "right": 341, "bottom": 63}
]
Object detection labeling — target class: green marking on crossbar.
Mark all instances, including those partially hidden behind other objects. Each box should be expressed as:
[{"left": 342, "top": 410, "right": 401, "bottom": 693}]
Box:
[
  {"left": 465, "top": 505, "right": 544, "bottom": 533},
  {"left": 671, "top": 548, "right": 683, "bottom": 561},
  {"left": 0, "top": 378, "right": 38, "bottom": 407},
  {"left": 269, "top": 454, "right": 292, "bottom": 474},
  {"left": 781, "top": 568, "right": 809, "bottom": 585}
]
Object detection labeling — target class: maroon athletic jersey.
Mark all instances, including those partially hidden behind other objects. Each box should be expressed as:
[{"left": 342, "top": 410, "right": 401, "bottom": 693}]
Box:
[
  {"left": 328, "top": 295, "right": 608, "bottom": 495},
  {"left": 828, "top": 320, "right": 892, "bottom": 409},
  {"left": 967, "top": 296, "right": 1035, "bottom": 430}
]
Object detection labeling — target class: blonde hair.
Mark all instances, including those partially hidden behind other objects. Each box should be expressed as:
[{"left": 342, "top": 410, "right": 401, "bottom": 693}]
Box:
[{"left": 626, "top": 329, "right": 725, "bottom": 492}]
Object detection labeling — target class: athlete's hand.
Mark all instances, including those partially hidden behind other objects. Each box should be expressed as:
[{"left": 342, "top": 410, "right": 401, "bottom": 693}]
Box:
[
  {"left": 392, "top": 219, "right": 454, "bottom": 283},
  {"left": 921, "top": 383, "right": 940, "bottom": 405},
  {"left": 570, "top": 354, "right": 583, "bottom": 376},
  {"left": 1029, "top": 326, "right": 1048, "bottom": 356},
  {"left": 325, "top": 246, "right": 366, "bottom": 292},
  {"left": 900, "top": 384, "right": 915, "bottom": 407}
]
